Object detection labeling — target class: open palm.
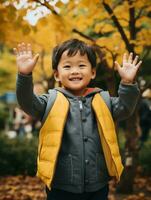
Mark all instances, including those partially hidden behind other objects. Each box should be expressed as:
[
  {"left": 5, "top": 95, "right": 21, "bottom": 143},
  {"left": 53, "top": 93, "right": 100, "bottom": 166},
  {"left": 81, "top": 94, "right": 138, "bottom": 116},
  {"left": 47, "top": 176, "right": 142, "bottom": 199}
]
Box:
[
  {"left": 115, "top": 53, "right": 142, "bottom": 83},
  {"left": 13, "top": 43, "right": 39, "bottom": 75}
]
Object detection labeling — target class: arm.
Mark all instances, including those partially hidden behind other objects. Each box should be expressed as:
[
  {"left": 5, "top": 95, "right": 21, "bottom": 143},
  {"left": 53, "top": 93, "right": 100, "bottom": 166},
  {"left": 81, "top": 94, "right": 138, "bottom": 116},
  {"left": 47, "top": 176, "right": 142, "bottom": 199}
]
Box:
[
  {"left": 111, "top": 52, "right": 142, "bottom": 121},
  {"left": 111, "top": 82, "right": 140, "bottom": 121},
  {"left": 14, "top": 43, "right": 48, "bottom": 120},
  {"left": 16, "top": 73, "right": 49, "bottom": 120}
]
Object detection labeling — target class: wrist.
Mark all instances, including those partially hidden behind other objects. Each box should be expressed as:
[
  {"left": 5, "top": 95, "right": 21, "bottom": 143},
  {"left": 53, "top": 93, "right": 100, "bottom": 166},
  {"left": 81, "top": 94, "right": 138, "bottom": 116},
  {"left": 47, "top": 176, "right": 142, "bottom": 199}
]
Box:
[
  {"left": 19, "top": 72, "right": 32, "bottom": 76},
  {"left": 121, "top": 79, "right": 134, "bottom": 85}
]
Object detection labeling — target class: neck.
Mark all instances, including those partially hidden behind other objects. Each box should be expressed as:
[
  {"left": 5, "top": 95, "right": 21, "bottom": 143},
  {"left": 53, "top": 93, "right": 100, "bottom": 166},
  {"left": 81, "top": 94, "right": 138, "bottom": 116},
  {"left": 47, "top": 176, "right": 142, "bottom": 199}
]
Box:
[{"left": 63, "top": 88, "right": 87, "bottom": 97}]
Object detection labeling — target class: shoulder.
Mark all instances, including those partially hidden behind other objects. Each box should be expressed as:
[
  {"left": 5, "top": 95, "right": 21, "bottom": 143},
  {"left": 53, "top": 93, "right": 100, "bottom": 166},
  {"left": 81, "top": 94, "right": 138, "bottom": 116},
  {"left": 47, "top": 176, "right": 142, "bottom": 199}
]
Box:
[{"left": 99, "top": 90, "right": 111, "bottom": 111}]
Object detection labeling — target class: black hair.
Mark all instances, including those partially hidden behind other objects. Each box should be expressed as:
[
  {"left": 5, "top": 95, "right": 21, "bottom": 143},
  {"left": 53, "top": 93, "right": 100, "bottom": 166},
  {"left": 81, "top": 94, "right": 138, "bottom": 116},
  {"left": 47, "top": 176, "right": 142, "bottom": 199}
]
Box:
[{"left": 52, "top": 38, "right": 96, "bottom": 70}]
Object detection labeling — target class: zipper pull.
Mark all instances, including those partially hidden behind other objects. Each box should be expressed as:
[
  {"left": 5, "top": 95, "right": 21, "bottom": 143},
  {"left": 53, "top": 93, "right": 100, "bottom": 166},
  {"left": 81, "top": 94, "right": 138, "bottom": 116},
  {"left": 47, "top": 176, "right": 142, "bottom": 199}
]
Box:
[{"left": 79, "top": 100, "right": 83, "bottom": 111}]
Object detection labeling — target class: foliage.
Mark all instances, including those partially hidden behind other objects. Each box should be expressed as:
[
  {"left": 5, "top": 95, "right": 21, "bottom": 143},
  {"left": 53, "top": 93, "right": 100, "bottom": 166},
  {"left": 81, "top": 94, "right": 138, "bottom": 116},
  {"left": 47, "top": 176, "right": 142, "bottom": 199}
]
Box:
[
  {"left": 0, "top": 1, "right": 150, "bottom": 194},
  {"left": 0, "top": 133, "right": 38, "bottom": 176},
  {"left": 65, "top": 0, "right": 151, "bottom": 70},
  {"left": 0, "top": 176, "right": 151, "bottom": 200},
  {"left": 0, "top": 48, "right": 17, "bottom": 94},
  {"left": 0, "top": 0, "right": 150, "bottom": 93},
  {"left": 118, "top": 130, "right": 151, "bottom": 175},
  {"left": 0, "top": 131, "right": 150, "bottom": 177},
  {"left": 0, "top": 1, "right": 33, "bottom": 46},
  {"left": 0, "top": 46, "right": 52, "bottom": 94},
  {"left": 0, "top": 103, "right": 9, "bottom": 130}
]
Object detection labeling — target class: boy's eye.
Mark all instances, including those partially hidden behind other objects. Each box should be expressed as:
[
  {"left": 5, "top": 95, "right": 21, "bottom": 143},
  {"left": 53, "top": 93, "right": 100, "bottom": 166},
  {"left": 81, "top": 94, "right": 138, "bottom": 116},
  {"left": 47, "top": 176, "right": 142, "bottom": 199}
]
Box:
[
  {"left": 79, "top": 64, "right": 86, "bottom": 68},
  {"left": 63, "top": 65, "right": 71, "bottom": 69}
]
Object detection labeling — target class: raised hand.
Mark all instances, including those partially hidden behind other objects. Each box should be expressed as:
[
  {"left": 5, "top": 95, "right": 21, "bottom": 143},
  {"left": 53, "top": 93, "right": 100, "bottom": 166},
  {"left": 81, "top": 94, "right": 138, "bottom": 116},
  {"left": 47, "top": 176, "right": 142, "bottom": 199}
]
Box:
[
  {"left": 115, "top": 53, "right": 142, "bottom": 84},
  {"left": 13, "top": 43, "right": 39, "bottom": 75}
]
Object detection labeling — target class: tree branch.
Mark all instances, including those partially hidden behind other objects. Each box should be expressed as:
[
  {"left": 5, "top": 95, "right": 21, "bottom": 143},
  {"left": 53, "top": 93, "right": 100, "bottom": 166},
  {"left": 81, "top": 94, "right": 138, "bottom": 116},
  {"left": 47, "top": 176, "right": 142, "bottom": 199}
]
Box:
[
  {"left": 72, "top": 28, "right": 117, "bottom": 68},
  {"left": 72, "top": 29, "right": 95, "bottom": 42},
  {"left": 135, "top": 7, "right": 144, "bottom": 20},
  {"left": 135, "top": 4, "right": 151, "bottom": 20},
  {"left": 141, "top": 46, "right": 151, "bottom": 60},
  {"left": 102, "top": 0, "right": 133, "bottom": 52},
  {"left": 33, "top": 0, "right": 59, "bottom": 15},
  {"left": 128, "top": 0, "right": 136, "bottom": 43}
]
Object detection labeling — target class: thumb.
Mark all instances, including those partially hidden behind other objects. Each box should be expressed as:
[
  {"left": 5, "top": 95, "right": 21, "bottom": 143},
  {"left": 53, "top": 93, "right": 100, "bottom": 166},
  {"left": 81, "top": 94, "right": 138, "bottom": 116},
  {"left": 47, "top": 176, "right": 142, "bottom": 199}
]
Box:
[
  {"left": 114, "top": 61, "right": 121, "bottom": 72},
  {"left": 33, "top": 53, "right": 39, "bottom": 65}
]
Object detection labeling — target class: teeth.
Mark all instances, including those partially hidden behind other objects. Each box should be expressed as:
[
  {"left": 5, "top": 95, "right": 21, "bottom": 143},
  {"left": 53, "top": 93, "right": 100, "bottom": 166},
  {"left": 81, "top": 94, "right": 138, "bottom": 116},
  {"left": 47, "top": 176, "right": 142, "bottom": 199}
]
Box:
[{"left": 70, "top": 78, "right": 81, "bottom": 81}]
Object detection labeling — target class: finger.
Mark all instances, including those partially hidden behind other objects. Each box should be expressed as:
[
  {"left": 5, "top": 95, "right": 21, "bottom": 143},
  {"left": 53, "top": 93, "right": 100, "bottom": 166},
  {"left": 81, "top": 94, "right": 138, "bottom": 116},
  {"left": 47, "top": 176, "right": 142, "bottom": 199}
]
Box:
[
  {"left": 123, "top": 53, "right": 127, "bottom": 64},
  {"left": 17, "top": 44, "right": 23, "bottom": 55},
  {"left": 128, "top": 52, "right": 133, "bottom": 63},
  {"left": 114, "top": 61, "right": 121, "bottom": 72},
  {"left": 33, "top": 54, "right": 39, "bottom": 65},
  {"left": 21, "top": 42, "right": 26, "bottom": 54},
  {"left": 132, "top": 55, "right": 139, "bottom": 65},
  {"left": 27, "top": 43, "right": 32, "bottom": 56},
  {"left": 13, "top": 48, "right": 19, "bottom": 56},
  {"left": 135, "top": 60, "right": 142, "bottom": 69}
]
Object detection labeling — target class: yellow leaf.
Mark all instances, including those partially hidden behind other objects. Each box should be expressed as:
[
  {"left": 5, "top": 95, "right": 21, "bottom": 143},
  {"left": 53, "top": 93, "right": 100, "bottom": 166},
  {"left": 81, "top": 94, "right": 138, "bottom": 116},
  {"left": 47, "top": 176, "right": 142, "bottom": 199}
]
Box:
[{"left": 55, "top": 1, "right": 65, "bottom": 8}]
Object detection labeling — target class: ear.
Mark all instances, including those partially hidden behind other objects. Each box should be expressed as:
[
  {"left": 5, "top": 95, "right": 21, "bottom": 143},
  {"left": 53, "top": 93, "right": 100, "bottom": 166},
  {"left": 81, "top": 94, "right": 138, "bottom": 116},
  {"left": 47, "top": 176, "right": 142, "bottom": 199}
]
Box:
[
  {"left": 91, "top": 68, "right": 96, "bottom": 79},
  {"left": 54, "top": 70, "right": 60, "bottom": 82}
]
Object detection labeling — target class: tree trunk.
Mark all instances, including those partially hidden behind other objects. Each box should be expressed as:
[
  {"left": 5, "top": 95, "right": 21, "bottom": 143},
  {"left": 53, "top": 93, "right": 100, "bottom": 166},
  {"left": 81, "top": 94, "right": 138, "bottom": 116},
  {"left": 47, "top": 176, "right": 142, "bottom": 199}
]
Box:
[{"left": 117, "top": 106, "right": 140, "bottom": 193}]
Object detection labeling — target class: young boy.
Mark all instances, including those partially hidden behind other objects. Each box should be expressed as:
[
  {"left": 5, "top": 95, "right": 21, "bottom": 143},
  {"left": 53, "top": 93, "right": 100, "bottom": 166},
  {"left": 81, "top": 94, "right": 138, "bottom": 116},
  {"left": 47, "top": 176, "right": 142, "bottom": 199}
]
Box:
[{"left": 14, "top": 39, "right": 141, "bottom": 200}]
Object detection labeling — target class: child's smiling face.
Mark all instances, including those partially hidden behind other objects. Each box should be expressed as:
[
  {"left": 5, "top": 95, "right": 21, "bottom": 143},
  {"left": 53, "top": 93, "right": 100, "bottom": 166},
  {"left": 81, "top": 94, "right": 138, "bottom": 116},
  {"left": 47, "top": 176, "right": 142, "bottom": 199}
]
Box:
[{"left": 54, "top": 50, "right": 96, "bottom": 96}]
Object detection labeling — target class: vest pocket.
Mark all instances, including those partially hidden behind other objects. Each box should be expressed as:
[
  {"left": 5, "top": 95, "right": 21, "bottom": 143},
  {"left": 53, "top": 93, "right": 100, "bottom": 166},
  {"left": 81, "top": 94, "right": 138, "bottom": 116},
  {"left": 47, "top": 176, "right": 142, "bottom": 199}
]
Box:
[{"left": 52, "top": 153, "right": 73, "bottom": 184}]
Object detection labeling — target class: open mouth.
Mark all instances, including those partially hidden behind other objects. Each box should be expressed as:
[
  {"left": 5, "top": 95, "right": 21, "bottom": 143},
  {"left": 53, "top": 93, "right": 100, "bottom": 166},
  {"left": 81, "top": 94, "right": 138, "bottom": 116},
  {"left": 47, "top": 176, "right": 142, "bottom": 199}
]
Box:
[{"left": 69, "top": 77, "right": 82, "bottom": 81}]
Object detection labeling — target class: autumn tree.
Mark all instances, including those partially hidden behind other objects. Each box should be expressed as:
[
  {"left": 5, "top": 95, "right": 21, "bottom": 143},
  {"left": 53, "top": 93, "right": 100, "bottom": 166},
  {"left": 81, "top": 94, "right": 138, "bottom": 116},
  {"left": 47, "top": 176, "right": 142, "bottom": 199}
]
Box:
[
  {"left": 0, "top": 1, "right": 36, "bottom": 93},
  {"left": 99, "top": 0, "right": 151, "bottom": 193},
  {"left": 1, "top": 0, "right": 151, "bottom": 193}
]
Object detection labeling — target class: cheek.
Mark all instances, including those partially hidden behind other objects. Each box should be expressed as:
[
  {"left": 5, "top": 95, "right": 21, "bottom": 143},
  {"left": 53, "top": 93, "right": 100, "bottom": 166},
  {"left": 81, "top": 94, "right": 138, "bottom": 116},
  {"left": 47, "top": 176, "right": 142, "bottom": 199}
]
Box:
[
  {"left": 85, "top": 70, "right": 94, "bottom": 77},
  {"left": 58, "top": 72, "right": 68, "bottom": 80}
]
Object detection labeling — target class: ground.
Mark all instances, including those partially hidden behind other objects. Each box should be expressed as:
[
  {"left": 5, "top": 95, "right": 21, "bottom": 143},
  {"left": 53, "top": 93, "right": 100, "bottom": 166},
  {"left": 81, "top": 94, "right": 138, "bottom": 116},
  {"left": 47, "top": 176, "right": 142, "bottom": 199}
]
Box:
[{"left": 0, "top": 176, "right": 151, "bottom": 200}]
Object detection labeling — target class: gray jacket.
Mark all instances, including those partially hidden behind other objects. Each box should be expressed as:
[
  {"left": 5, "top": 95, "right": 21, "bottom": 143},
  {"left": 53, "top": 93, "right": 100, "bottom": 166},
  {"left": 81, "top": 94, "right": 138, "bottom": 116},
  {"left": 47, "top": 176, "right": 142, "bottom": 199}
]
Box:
[{"left": 16, "top": 73, "right": 140, "bottom": 193}]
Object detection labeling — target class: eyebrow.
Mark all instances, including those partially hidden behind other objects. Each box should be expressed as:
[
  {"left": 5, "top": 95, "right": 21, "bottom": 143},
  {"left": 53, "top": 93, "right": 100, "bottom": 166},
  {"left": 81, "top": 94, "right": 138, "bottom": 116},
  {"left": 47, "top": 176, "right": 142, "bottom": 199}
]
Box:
[
  {"left": 61, "top": 61, "right": 72, "bottom": 65},
  {"left": 78, "top": 60, "right": 87, "bottom": 63},
  {"left": 62, "top": 60, "right": 87, "bottom": 64}
]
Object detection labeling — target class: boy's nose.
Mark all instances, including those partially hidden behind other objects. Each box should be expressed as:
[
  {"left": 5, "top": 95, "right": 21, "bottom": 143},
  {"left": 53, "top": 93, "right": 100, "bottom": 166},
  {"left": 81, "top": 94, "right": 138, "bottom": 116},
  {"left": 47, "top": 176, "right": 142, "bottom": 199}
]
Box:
[{"left": 71, "top": 67, "right": 79, "bottom": 74}]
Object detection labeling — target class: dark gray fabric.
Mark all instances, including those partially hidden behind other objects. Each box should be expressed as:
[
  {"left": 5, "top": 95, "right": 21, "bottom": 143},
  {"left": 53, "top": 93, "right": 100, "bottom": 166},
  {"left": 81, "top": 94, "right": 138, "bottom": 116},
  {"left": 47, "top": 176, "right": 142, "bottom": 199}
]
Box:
[
  {"left": 46, "top": 184, "right": 109, "bottom": 200},
  {"left": 16, "top": 74, "right": 140, "bottom": 123},
  {"left": 16, "top": 73, "right": 140, "bottom": 193},
  {"left": 41, "top": 89, "right": 57, "bottom": 124},
  {"left": 41, "top": 89, "right": 111, "bottom": 125},
  {"left": 51, "top": 88, "right": 110, "bottom": 193}
]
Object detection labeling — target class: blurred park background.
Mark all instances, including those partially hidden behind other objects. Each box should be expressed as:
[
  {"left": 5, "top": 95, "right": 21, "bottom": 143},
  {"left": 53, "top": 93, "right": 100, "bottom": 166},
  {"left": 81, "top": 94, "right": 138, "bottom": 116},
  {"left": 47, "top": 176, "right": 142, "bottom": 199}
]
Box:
[{"left": 0, "top": 0, "right": 151, "bottom": 199}]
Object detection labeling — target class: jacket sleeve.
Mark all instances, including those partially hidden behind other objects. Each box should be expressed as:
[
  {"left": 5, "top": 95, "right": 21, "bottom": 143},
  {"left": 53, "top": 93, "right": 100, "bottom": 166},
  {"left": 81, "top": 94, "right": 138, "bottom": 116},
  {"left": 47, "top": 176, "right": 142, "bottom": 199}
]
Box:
[
  {"left": 16, "top": 73, "right": 49, "bottom": 120},
  {"left": 111, "top": 82, "right": 140, "bottom": 121}
]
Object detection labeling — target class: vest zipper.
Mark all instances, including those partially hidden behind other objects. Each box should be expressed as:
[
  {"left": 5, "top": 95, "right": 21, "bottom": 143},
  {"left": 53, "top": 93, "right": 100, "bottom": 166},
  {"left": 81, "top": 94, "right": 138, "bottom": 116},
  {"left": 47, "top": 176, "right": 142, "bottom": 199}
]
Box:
[
  {"left": 79, "top": 100, "right": 83, "bottom": 111},
  {"left": 79, "top": 100, "right": 85, "bottom": 192}
]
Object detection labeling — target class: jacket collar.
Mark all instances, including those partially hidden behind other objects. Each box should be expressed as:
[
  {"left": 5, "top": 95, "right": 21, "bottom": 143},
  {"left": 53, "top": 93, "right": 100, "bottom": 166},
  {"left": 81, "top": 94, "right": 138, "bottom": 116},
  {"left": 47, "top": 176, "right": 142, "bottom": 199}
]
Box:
[{"left": 54, "top": 87, "right": 102, "bottom": 99}]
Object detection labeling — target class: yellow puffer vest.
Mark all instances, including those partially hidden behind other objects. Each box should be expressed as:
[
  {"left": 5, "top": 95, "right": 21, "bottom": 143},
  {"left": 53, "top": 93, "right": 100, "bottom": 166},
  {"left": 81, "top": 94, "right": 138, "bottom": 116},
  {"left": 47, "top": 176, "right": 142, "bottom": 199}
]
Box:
[{"left": 37, "top": 92, "right": 124, "bottom": 189}]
